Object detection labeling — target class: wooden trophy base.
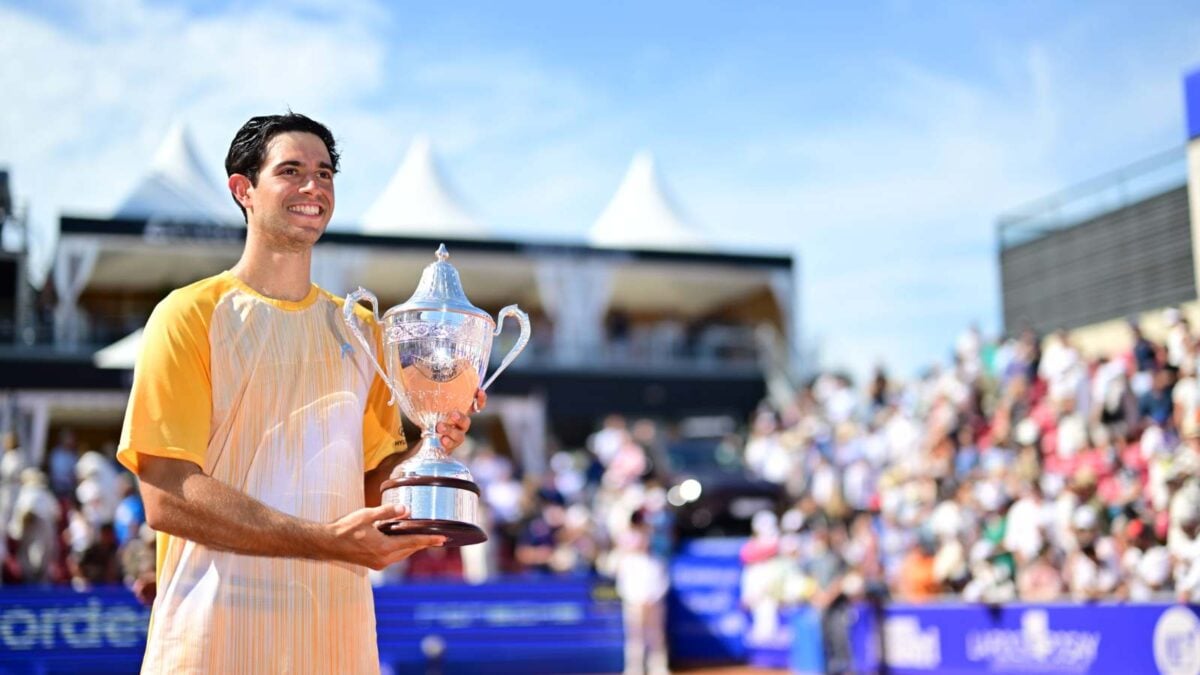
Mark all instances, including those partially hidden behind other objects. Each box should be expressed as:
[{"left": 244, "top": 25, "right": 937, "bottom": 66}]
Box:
[{"left": 378, "top": 518, "right": 488, "bottom": 547}]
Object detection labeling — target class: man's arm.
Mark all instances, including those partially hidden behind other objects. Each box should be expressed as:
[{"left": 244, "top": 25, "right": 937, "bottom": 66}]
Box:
[{"left": 139, "top": 454, "right": 444, "bottom": 570}]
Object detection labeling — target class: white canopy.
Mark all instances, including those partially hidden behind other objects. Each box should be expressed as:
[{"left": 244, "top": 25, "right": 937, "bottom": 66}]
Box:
[
  {"left": 93, "top": 328, "right": 142, "bottom": 369},
  {"left": 114, "top": 121, "right": 238, "bottom": 223},
  {"left": 360, "top": 135, "right": 486, "bottom": 238},
  {"left": 589, "top": 152, "right": 708, "bottom": 251}
]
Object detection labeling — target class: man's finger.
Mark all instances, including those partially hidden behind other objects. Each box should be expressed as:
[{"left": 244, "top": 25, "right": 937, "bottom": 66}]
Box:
[
  {"left": 383, "top": 532, "right": 446, "bottom": 550},
  {"left": 366, "top": 503, "right": 407, "bottom": 524}
]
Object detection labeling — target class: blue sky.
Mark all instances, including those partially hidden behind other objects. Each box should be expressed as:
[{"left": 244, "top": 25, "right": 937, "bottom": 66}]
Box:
[{"left": 3, "top": 0, "right": 1200, "bottom": 380}]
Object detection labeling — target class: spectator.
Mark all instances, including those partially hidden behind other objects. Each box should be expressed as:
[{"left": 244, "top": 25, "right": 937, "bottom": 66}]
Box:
[
  {"left": 1017, "top": 545, "right": 1063, "bottom": 601},
  {"left": 7, "top": 469, "right": 60, "bottom": 583},
  {"left": 895, "top": 532, "right": 940, "bottom": 602},
  {"left": 1139, "top": 369, "right": 1175, "bottom": 429},
  {"left": 46, "top": 429, "right": 78, "bottom": 499},
  {"left": 616, "top": 508, "right": 669, "bottom": 675}
]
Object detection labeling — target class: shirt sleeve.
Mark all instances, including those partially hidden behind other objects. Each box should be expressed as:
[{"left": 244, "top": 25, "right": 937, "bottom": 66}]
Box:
[
  {"left": 362, "top": 321, "right": 405, "bottom": 471},
  {"left": 116, "top": 289, "right": 213, "bottom": 475}
]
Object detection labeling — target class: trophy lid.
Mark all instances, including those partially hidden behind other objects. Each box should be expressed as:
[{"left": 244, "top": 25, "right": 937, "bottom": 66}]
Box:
[{"left": 391, "top": 244, "right": 491, "bottom": 321}]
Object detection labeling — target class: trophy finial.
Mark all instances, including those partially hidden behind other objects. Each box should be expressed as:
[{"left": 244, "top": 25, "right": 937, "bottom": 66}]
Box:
[{"left": 436, "top": 244, "right": 449, "bottom": 261}]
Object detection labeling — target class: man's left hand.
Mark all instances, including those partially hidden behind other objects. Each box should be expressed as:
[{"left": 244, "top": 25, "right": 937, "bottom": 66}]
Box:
[{"left": 437, "top": 390, "right": 487, "bottom": 452}]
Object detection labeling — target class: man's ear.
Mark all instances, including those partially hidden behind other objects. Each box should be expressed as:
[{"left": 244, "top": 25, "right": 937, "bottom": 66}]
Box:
[{"left": 228, "top": 174, "right": 253, "bottom": 210}]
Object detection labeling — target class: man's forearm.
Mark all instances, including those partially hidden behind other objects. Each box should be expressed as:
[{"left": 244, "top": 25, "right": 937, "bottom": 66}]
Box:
[{"left": 143, "top": 465, "right": 335, "bottom": 560}]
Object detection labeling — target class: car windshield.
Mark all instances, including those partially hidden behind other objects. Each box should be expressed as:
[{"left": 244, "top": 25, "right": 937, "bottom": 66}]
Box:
[{"left": 664, "top": 436, "right": 746, "bottom": 478}]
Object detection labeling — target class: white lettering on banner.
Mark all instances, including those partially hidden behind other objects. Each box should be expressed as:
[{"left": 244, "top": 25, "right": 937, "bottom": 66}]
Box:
[
  {"left": 0, "top": 599, "right": 150, "bottom": 651},
  {"left": 1154, "top": 606, "right": 1200, "bottom": 675},
  {"left": 715, "top": 611, "right": 748, "bottom": 637},
  {"left": 0, "top": 608, "right": 37, "bottom": 649},
  {"left": 679, "top": 590, "right": 736, "bottom": 614},
  {"left": 412, "top": 602, "right": 584, "bottom": 629},
  {"left": 671, "top": 565, "right": 742, "bottom": 588},
  {"left": 884, "top": 616, "right": 941, "bottom": 669},
  {"left": 965, "top": 610, "right": 1100, "bottom": 672}
]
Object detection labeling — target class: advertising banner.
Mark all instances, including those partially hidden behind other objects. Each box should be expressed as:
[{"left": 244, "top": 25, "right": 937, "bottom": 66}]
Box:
[
  {"left": 851, "top": 602, "right": 1200, "bottom": 675},
  {"left": 0, "top": 579, "right": 623, "bottom": 674},
  {"left": 667, "top": 537, "right": 749, "bottom": 663}
]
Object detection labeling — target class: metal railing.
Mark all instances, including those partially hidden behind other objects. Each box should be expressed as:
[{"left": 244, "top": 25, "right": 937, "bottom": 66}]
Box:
[
  {"left": 997, "top": 147, "right": 1188, "bottom": 250},
  {"left": 3, "top": 312, "right": 765, "bottom": 374}
]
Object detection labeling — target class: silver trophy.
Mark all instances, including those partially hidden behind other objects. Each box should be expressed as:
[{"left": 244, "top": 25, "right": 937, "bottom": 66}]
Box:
[{"left": 342, "top": 244, "right": 530, "bottom": 546}]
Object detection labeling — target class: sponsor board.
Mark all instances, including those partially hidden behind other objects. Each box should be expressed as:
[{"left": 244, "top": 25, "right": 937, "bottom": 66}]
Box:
[
  {"left": 1155, "top": 606, "right": 1200, "bottom": 675},
  {"left": 852, "top": 603, "right": 1200, "bottom": 674}
]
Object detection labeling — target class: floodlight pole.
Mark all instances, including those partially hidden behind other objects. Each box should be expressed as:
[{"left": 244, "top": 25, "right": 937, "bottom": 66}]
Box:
[{"left": 11, "top": 202, "right": 35, "bottom": 346}]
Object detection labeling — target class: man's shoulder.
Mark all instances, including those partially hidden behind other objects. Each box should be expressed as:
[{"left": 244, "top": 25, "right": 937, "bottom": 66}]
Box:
[{"left": 151, "top": 272, "right": 239, "bottom": 327}]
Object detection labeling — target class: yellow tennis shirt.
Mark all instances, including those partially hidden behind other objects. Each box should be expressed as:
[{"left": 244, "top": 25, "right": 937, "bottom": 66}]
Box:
[{"left": 117, "top": 271, "right": 402, "bottom": 674}]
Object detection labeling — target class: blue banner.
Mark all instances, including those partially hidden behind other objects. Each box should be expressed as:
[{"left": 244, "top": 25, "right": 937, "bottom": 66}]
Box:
[
  {"left": 1187, "top": 68, "right": 1200, "bottom": 141},
  {"left": 0, "top": 579, "right": 623, "bottom": 675},
  {"left": 374, "top": 578, "right": 623, "bottom": 674},
  {"left": 667, "top": 537, "right": 748, "bottom": 663},
  {"left": 0, "top": 586, "right": 149, "bottom": 674},
  {"left": 850, "top": 602, "right": 1200, "bottom": 674}
]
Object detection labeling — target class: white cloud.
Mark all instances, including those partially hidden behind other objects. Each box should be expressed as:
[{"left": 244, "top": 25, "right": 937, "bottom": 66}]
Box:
[
  {"left": 2, "top": 2, "right": 1199, "bottom": 383},
  {"left": 0, "top": 0, "right": 616, "bottom": 277}
]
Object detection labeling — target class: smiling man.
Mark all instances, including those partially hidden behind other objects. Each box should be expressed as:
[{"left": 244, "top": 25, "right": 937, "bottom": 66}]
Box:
[{"left": 116, "top": 113, "right": 481, "bottom": 673}]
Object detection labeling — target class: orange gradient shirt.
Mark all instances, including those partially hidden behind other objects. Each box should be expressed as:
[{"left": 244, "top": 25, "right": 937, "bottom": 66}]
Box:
[{"left": 117, "top": 271, "right": 401, "bottom": 674}]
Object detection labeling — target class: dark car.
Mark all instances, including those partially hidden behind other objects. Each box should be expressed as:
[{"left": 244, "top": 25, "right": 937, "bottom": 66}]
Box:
[{"left": 657, "top": 431, "right": 787, "bottom": 539}]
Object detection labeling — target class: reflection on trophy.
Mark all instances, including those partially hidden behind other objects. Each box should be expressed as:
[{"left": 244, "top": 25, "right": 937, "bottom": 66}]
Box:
[{"left": 342, "top": 244, "right": 531, "bottom": 546}]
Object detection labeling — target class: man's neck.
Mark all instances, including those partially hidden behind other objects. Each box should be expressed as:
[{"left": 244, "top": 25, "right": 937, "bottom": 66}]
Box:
[{"left": 230, "top": 230, "right": 314, "bottom": 302}]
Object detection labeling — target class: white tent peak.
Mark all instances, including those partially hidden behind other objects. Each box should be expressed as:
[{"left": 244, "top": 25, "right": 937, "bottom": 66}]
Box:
[
  {"left": 589, "top": 151, "right": 707, "bottom": 251},
  {"left": 114, "top": 120, "right": 238, "bottom": 224},
  {"left": 360, "top": 135, "right": 486, "bottom": 238}
]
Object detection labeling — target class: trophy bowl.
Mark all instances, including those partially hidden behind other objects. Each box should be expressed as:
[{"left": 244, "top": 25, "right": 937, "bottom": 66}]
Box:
[{"left": 343, "top": 244, "right": 530, "bottom": 547}]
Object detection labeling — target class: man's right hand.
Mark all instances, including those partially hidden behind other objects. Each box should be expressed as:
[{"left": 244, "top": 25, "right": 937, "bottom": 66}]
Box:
[{"left": 327, "top": 503, "right": 446, "bottom": 570}]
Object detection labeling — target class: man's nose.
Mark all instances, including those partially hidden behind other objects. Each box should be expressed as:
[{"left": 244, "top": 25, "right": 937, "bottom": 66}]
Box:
[{"left": 299, "top": 175, "right": 323, "bottom": 194}]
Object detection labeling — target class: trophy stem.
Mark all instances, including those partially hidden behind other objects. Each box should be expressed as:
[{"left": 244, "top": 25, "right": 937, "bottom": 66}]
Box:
[{"left": 409, "top": 429, "right": 447, "bottom": 463}]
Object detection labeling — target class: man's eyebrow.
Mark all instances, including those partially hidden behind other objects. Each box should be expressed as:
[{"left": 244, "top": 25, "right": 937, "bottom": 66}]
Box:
[{"left": 272, "top": 159, "right": 336, "bottom": 172}]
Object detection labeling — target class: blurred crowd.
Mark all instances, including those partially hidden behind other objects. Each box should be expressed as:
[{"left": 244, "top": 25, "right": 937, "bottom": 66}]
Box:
[
  {"left": 0, "top": 418, "right": 674, "bottom": 603},
  {"left": 739, "top": 312, "right": 1200, "bottom": 626},
  {"left": 0, "top": 431, "right": 154, "bottom": 599},
  {"left": 8, "top": 310, "right": 1200, "bottom": 632}
]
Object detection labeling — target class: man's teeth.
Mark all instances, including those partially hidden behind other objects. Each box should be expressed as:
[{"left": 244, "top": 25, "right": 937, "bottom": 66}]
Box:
[{"left": 289, "top": 205, "right": 321, "bottom": 215}]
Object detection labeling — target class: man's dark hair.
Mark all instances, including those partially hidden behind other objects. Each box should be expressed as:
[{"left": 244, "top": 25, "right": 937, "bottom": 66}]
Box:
[{"left": 224, "top": 112, "right": 339, "bottom": 221}]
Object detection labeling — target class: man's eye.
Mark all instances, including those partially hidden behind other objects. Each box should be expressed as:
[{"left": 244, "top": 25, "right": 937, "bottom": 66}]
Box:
[
  {"left": 318, "top": 171, "right": 333, "bottom": 180},
  {"left": 283, "top": 168, "right": 298, "bottom": 175}
]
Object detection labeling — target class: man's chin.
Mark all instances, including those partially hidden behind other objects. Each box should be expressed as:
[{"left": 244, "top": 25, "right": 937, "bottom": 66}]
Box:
[{"left": 260, "top": 220, "right": 328, "bottom": 251}]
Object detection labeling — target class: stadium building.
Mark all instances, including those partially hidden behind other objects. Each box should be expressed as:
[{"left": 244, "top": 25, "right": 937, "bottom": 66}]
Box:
[
  {"left": 996, "top": 69, "right": 1200, "bottom": 355},
  {"left": 0, "top": 127, "right": 801, "bottom": 473}
]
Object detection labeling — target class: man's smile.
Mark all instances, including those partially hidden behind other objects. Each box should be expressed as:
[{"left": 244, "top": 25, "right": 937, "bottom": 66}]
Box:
[{"left": 287, "top": 203, "right": 325, "bottom": 217}]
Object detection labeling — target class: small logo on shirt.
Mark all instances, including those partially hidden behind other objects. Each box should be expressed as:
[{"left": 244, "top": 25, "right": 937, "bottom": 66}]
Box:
[{"left": 340, "top": 342, "right": 353, "bottom": 359}]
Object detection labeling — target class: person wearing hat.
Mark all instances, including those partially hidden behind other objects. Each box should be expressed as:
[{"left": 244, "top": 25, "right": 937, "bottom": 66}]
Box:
[
  {"left": 1170, "top": 481, "right": 1200, "bottom": 602},
  {"left": 1064, "top": 504, "right": 1121, "bottom": 601},
  {"left": 8, "top": 468, "right": 60, "bottom": 583}
]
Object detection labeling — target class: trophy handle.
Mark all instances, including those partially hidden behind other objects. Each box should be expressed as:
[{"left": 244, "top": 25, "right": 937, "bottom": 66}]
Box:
[
  {"left": 481, "top": 304, "right": 531, "bottom": 392},
  {"left": 343, "top": 287, "right": 404, "bottom": 406}
]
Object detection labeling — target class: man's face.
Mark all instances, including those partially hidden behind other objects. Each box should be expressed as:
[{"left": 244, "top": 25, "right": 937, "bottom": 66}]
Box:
[{"left": 235, "top": 131, "right": 334, "bottom": 250}]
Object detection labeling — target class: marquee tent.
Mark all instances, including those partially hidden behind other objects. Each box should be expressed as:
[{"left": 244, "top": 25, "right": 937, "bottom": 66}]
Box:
[
  {"left": 360, "top": 135, "right": 485, "bottom": 238},
  {"left": 589, "top": 152, "right": 708, "bottom": 251},
  {"left": 114, "top": 121, "right": 239, "bottom": 224}
]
